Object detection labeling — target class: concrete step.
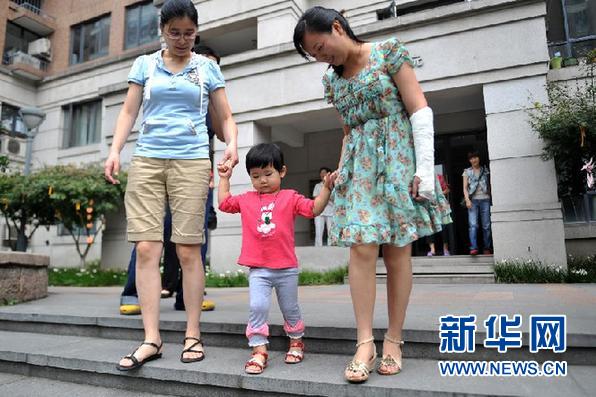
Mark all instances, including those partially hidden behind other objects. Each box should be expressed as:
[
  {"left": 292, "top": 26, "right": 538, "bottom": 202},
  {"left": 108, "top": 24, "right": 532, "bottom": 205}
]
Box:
[
  {"left": 374, "top": 255, "right": 495, "bottom": 284},
  {"left": 385, "top": 274, "right": 495, "bottom": 284},
  {"left": 0, "top": 311, "right": 593, "bottom": 365},
  {"left": 0, "top": 330, "right": 593, "bottom": 397}
]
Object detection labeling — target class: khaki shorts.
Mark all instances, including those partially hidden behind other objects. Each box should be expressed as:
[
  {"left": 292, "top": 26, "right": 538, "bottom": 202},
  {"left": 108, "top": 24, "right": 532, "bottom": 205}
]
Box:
[{"left": 124, "top": 156, "right": 211, "bottom": 244}]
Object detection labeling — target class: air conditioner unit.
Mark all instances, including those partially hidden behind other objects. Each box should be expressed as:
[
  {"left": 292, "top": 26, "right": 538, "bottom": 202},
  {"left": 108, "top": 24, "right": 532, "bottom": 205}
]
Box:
[
  {"left": 0, "top": 135, "right": 26, "bottom": 157},
  {"left": 28, "top": 38, "right": 51, "bottom": 59},
  {"left": 12, "top": 51, "right": 41, "bottom": 68}
]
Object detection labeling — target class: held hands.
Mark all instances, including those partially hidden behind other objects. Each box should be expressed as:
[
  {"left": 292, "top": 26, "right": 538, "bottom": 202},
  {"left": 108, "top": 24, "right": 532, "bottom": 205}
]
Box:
[
  {"left": 465, "top": 198, "right": 472, "bottom": 209},
  {"left": 323, "top": 170, "right": 339, "bottom": 190},
  {"left": 217, "top": 159, "right": 234, "bottom": 179},
  {"left": 104, "top": 151, "right": 120, "bottom": 184},
  {"left": 220, "top": 144, "right": 239, "bottom": 169},
  {"left": 217, "top": 143, "right": 238, "bottom": 179}
]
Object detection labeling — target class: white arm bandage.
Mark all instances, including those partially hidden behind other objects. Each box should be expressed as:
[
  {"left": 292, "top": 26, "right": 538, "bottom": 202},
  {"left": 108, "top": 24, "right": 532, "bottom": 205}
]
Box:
[{"left": 410, "top": 106, "right": 435, "bottom": 200}]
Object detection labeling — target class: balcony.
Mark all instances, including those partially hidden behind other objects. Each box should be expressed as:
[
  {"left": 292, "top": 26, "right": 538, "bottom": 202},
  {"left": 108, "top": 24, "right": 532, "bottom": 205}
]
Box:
[
  {"left": 3, "top": 50, "right": 47, "bottom": 81},
  {"left": 8, "top": 1, "right": 56, "bottom": 36}
]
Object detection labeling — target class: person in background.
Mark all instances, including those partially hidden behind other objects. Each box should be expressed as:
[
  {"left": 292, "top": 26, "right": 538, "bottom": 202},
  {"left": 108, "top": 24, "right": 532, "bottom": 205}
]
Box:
[
  {"left": 174, "top": 44, "right": 223, "bottom": 312},
  {"left": 426, "top": 174, "right": 452, "bottom": 256},
  {"left": 313, "top": 166, "right": 334, "bottom": 246},
  {"left": 462, "top": 151, "right": 492, "bottom": 256}
]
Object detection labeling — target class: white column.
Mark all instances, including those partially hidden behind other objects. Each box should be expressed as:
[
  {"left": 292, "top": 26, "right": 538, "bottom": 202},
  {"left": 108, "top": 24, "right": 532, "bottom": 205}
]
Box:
[
  {"left": 483, "top": 76, "right": 567, "bottom": 267},
  {"left": 257, "top": 9, "right": 297, "bottom": 49}
]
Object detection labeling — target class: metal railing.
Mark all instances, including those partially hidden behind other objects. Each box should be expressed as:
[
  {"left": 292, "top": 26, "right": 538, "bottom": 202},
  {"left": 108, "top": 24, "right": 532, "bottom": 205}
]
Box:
[{"left": 10, "top": 0, "right": 55, "bottom": 22}]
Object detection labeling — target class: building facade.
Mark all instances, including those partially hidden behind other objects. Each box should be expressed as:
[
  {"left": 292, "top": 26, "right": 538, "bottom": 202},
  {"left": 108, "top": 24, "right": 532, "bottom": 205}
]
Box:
[{"left": 0, "top": 0, "right": 593, "bottom": 270}]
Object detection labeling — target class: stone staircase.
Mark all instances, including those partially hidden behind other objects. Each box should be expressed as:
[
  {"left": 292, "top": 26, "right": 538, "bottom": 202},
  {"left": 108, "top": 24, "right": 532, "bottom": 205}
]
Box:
[
  {"left": 0, "top": 286, "right": 594, "bottom": 397},
  {"left": 377, "top": 255, "right": 495, "bottom": 284}
]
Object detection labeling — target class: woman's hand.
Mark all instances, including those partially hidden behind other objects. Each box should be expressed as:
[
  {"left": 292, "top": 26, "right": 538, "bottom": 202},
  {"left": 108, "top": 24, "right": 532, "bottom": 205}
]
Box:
[
  {"left": 465, "top": 198, "right": 472, "bottom": 209},
  {"left": 104, "top": 151, "right": 121, "bottom": 184},
  {"left": 410, "top": 175, "right": 427, "bottom": 202},
  {"left": 218, "top": 143, "right": 238, "bottom": 174}
]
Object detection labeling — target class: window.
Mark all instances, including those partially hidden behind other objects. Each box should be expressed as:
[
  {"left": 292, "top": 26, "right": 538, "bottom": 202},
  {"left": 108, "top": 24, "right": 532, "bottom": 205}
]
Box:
[
  {"left": 13, "top": 0, "right": 44, "bottom": 14},
  {"left": 0, "top": 103, "right": 27, "bottom": 138},
  {"left": 563, "top": 192, "right": 596, "bottom": 223},
  {"left": 63, "top": 100, "right": 102, "bottom": 148},
  {"left": 70, "top": 15, "right": 111, "bottom": 64},
  {"left": 2, "top": 22, "right": 41, "bottom": 65},
  {"left": 1, "top": 224, "right": 17, "bottom": 249},
  {"left": 125, "top": 1, "right": 159, "bottom": 49},
  {"left": 547, "top": 0, "right": 596, "bottom": 57}
]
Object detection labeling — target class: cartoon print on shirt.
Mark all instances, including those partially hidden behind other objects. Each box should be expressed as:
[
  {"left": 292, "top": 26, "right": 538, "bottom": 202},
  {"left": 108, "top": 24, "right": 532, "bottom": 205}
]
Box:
[{"left": 257, "top": 202, "right": 276, "bottom": 236}]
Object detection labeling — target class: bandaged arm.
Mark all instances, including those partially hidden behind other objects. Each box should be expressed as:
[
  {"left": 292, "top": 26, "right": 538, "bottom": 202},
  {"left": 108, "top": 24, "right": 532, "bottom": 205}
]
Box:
[{"left": 410, "top": 106, "right": 435, "bottom": 200}]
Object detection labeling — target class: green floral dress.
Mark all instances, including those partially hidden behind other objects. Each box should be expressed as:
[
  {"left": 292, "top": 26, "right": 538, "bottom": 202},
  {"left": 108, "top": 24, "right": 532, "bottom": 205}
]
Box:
[{"left": 324, "top": 38, "right": 452, "bottom": 247}]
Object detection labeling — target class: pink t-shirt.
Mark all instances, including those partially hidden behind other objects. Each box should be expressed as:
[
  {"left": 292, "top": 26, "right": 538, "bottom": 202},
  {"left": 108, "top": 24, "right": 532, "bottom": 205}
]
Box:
[{"left": 219, "top": 189, "right": 315, "bottom": 269}]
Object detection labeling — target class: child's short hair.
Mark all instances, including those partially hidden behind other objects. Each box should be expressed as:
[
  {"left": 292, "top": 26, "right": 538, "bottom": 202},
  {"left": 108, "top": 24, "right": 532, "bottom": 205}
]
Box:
[
  {"left": 246, "top": 143, "right": 285, "bottom": 172},
  {"left": 319, "top": 166, "right": 332, "bottom": 173}
]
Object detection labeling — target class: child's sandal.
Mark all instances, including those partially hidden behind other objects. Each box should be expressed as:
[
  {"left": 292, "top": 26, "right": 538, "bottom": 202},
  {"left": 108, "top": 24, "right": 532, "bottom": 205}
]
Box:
[
  {"left": 377, "top": 334, "right": 404, "bottom": 375},
  {"left": 284, "top": 340, "right": 305, "bottom": 364},
  {"left": 245, "top": 351, "right": 268, "bottom": 374}
]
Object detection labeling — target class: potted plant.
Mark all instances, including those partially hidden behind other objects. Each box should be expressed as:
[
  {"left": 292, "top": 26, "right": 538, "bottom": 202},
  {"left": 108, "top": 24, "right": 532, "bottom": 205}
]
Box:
[{"left": 563, "top": 57, "right": 579, "bottom": 67}]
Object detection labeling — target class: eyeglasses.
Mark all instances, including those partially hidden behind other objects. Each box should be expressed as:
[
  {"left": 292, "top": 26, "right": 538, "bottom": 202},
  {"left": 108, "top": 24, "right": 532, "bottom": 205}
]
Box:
[{"left": 163, "top": 30, "right": 197, "bottom": 41}]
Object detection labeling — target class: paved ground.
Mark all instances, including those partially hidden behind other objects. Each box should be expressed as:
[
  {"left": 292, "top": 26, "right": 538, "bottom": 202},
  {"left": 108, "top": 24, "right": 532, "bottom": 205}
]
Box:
[
  {"left": 1, "top": 283, "right": 595, "bottom": 336},
  {"left": 0, "top": 372, "right": 169, "bottom": 397}
]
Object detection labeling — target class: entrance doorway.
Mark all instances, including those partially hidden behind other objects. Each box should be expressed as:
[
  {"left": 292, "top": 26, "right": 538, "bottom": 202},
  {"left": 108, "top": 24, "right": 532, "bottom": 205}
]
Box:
[{"left": 413, "top": 130, "right": 490, "bottom": 256}]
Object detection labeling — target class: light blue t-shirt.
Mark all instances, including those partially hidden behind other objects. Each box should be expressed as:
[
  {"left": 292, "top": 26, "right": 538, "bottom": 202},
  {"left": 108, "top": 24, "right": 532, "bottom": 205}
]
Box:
[{"left": 127, "top": 50, "right": 225, "bottom": 159}]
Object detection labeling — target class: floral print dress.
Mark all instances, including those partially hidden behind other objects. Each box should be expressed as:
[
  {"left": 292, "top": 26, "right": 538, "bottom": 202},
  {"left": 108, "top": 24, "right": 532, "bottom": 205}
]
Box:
[{"left": 323, "top": 38, "right": 452, "bottom": 247}]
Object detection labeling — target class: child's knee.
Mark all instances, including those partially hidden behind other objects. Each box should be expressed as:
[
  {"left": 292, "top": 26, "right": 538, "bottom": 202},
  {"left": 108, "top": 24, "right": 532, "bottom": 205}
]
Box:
[{"left": 249, "top": 300, "right": 269, "bottom": 317}]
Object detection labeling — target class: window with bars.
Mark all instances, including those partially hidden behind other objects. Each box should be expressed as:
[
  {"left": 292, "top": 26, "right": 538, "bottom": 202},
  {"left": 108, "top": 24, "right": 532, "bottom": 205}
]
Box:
[
  {"left": 125, "top": 1, "right": 159, "bottom": 49},
  {"left": 70, "top": 15, "right": 111, "bottom": 65},
  {"left": 63, "top": 100, "right": 102, "bottom": 148},
  {"left": 547, "top": 0, "right": 596, "bottom": 57}
]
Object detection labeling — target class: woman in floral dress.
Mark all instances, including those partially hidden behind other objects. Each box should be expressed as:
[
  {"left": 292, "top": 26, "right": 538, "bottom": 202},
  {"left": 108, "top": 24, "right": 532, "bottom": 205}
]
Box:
[{"left": 294, "top": 6, "right": 451, "bottom": 383}]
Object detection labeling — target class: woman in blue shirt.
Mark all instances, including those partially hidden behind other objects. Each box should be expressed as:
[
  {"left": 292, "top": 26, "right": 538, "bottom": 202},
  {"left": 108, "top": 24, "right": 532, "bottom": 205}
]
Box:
[{"left": 105, "top": 0, "right": 238, "bottom": 370}]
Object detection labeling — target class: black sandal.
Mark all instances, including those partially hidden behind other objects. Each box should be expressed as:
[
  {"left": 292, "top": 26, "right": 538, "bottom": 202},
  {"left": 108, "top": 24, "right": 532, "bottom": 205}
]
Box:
[
  {"left": 116, "top": 341, "right": 163, "bottom": 371},
  {"left": 181, "top": 337, "right": 205, "bottom": 363}
]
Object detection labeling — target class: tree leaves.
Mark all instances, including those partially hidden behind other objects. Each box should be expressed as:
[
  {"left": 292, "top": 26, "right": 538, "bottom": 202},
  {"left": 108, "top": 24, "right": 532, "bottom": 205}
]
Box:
[
  {"left": 528, "top": 64, "right": 596, "bottom": 198},
  {"left": 0, "top": 164, "right": 126, "bottom": 264}
]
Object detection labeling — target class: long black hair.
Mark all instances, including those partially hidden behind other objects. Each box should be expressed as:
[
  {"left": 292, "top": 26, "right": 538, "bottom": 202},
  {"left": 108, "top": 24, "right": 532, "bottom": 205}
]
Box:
[
  {"left": 160, "top": 0, "right": 198, "bottom": 28},
  {"left": 293, "top": 6, "right": 365, "bottom": 76}
]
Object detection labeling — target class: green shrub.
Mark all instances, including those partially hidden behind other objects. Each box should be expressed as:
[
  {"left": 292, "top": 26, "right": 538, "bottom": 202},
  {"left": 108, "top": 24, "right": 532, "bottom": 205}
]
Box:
[
  {"left": 495, "top": 255, "right": 596, "bottom": 283},
  {"left": 49, "top": 261, "right": 127, "bottom": 287}
]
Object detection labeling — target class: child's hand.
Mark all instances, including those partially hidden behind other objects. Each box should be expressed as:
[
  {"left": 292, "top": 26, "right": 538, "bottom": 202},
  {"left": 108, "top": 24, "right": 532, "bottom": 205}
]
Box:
[
  {"left": 323, "top": 170, "right": 339, "bottom": 189},
  {"left": 217, "top": 160, "right": 233, "bottom": 179}
]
